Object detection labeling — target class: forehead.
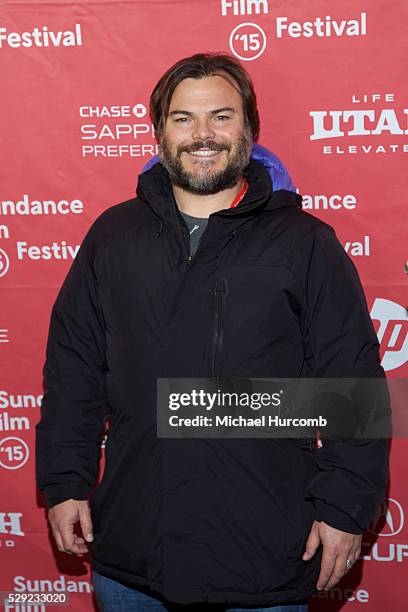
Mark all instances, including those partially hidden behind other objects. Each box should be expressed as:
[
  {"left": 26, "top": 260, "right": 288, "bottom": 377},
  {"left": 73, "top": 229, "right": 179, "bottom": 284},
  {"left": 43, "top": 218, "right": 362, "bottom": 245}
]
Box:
[{"left": 169, "top": 74, "right": 243, "bottom": 112}]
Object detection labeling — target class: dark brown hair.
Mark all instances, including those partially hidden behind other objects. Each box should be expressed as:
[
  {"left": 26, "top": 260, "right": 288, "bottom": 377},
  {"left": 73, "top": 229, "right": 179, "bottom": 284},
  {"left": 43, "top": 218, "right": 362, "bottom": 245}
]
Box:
[{"left": 149, "top": 52, "right": 260, "bottom": 142}]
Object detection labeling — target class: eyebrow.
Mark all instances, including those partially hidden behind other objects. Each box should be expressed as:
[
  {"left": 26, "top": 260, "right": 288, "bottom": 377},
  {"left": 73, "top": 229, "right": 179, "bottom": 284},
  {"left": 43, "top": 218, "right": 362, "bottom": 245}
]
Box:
[{"left": 169, "top": 107, "right": 237, "bottom": 116}]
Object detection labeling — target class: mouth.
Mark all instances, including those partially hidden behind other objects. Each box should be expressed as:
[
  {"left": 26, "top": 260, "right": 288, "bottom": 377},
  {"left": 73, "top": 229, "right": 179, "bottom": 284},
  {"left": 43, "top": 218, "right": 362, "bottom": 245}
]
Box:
[{"left": 186, "top": 148, "right": 225, "bottom": 158}]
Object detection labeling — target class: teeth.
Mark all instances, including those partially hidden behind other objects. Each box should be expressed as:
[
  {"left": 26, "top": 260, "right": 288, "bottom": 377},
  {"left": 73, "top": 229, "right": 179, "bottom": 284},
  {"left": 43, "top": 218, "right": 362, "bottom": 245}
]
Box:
[{"left": 190, "top": 150, "right": 219, "bottom": 156}]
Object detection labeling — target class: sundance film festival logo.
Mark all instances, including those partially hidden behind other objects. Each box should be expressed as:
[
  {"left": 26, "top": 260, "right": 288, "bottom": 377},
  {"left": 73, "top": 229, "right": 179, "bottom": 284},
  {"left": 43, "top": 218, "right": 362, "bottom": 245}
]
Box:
[
  {"left": 317, "top": 586, "right": 370, "bottom": 604},
  {"left": 222, "top": 2, "right": 367, "bottom": 61},
  {"left": 0, "top": 195, "right": 84, "bottom": 272},
  {"left": 300, "top": 190, "right": 357, "bottom": 212},
  {"left": 0, "top": 194, "right": 84, "bottom": 216},
  {"left": 371, "top": 298, "right": 408, "bottom": 372},
  {"left": 0, "top": 412, "right": 29, "bottom": 433},
  {"left": 0, "top": 247, "right": 10, "bottom": 278},
  {"left": 310, "top": 93, "right": 408, "bottom": 156},
  {"left": 0, "top": 242, "right": 79, "bottom": 273},
  {"left": 0, "top": 437, "right": 29, "bottom": 470},
  {"left": 0, "top": 390, "right": 43, "bottom": 433},
  {"left": 221, "top": 0, "right": 269, "bottom": 16},
  {"left": 0, "top": 24, "right": 82, "bottom": 48},
  {"left": 221, "top": 0, "right": 366, "bottom": 37}
]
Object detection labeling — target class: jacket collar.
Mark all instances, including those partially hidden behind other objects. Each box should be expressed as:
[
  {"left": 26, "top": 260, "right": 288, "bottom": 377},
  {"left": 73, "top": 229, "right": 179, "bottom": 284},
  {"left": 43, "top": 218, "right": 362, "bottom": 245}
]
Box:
[{"left": 136, "top": 159, "right": 302, "bottom": 224}]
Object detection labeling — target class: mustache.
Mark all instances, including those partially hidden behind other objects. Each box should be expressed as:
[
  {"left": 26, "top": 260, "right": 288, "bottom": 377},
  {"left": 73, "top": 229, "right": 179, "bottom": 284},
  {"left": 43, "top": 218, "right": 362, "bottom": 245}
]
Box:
[{"left": 178, "top": 141, "right": 230, "bottom": 154}]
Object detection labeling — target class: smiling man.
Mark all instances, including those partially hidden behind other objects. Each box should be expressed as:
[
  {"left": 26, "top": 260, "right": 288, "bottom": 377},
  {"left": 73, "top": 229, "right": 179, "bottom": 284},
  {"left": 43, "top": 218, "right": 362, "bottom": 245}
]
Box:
[{"left": 36, "top": 53, "right": 389, "bottom": 612}]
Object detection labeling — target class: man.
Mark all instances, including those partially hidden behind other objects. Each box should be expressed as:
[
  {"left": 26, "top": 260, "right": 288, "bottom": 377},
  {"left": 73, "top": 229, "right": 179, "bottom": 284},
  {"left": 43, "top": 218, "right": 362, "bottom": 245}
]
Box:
[{"left": 36, "top": 53, "right": 389, "bottom": 611}]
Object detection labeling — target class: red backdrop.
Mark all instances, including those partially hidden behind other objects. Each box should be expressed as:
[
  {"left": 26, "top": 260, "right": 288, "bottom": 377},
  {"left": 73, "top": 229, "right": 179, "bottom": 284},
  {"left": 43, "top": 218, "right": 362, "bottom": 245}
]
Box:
[{"left": 1, "top": 1, "right": 407, "bottom": 610}]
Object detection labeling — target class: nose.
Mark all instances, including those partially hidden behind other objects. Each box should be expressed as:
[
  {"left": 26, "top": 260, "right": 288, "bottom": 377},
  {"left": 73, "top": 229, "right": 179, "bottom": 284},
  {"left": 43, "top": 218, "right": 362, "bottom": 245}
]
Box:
[{"left": 191, "top": 116, "right": 216, "bottom": 141}]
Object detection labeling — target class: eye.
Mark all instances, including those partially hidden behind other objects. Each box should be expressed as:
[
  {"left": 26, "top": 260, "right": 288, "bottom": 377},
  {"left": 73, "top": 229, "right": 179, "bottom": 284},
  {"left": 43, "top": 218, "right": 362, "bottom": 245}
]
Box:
[
  {"left": 216, "top": 115, "right": 230, "bottom": 121},
  {"left": 174, "top": 117, "right": 189, "bottom": 123}
]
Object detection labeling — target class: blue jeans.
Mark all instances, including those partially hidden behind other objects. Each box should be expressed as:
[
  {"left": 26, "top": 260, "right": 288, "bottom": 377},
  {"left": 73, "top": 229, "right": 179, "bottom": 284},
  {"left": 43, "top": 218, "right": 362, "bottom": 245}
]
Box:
[{"left": 92, "top": 571, "right": 308, "bottom": 612}]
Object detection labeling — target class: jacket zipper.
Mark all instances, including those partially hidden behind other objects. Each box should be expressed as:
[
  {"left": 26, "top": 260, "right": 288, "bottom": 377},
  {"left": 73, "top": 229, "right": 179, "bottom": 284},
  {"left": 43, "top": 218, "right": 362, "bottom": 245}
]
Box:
[
  {"left": 211, "top": 277, "right": 227, "bottom": 384},
  {"left": 185, "top": 223, "right": 209, "bottom": 265}
]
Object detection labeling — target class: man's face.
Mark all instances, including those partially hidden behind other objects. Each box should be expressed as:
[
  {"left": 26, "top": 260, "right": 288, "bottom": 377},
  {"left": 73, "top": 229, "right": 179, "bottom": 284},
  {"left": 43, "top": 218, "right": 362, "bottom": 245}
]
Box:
[{"left": 158, "top": 74, "right": 253, "bottom": 195}]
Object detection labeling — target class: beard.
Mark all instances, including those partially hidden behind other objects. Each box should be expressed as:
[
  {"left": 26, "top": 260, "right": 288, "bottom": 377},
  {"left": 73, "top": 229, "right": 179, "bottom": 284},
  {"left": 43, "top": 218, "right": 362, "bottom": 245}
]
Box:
[{"left": 158, "top": 131, "right": 252, "bottom": 195}]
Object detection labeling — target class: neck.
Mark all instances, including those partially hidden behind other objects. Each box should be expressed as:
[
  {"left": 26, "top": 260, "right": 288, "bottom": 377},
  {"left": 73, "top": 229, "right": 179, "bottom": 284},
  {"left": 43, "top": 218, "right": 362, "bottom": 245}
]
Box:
[{"left": 172, "top": 178, "right": 244, "bottom": 219}]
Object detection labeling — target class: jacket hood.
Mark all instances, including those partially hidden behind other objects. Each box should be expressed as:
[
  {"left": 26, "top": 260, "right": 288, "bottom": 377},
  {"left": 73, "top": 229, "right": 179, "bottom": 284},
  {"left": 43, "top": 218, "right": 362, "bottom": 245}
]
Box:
[{"left": 136, "top": 159, "right": 302, "bottom": 222}]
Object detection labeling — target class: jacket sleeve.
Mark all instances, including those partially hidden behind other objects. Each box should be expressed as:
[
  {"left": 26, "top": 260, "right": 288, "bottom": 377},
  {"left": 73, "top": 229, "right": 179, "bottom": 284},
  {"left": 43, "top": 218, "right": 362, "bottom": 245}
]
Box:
[
  {"left": 35, "top": 225, "right": 108, "bottom": 508},
  {"left": 301, "top": 225, "right": 390, "bottom": 534}
]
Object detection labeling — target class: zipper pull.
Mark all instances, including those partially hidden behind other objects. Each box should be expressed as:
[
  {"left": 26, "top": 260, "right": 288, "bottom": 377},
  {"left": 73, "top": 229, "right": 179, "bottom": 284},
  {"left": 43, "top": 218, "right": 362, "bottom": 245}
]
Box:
[{"left": 215, "top": 277, "right": 226, "bottom": 294}]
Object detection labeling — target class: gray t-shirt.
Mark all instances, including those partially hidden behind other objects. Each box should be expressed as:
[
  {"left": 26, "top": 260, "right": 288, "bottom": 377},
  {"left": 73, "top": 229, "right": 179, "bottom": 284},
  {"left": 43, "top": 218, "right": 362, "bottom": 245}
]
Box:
[{"left": 180, "top": 211, "right": 209, "bottom": 257}]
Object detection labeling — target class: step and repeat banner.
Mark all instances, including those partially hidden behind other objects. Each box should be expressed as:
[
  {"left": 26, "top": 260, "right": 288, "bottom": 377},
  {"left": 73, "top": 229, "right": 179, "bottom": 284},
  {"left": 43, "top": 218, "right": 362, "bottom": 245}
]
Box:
[{"left": 1, "top": 1, "right": 407, "bottom": 610}]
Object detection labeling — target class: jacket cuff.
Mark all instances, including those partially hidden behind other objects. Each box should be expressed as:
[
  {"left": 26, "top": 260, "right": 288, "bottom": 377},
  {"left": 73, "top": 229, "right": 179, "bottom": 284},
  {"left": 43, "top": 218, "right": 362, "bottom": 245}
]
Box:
[
  {"left": 314, "top": 499, "right": 364, "bottom": 534},
  {"left": 44, "top": 481, "right": 90, "bottom": 508}
]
